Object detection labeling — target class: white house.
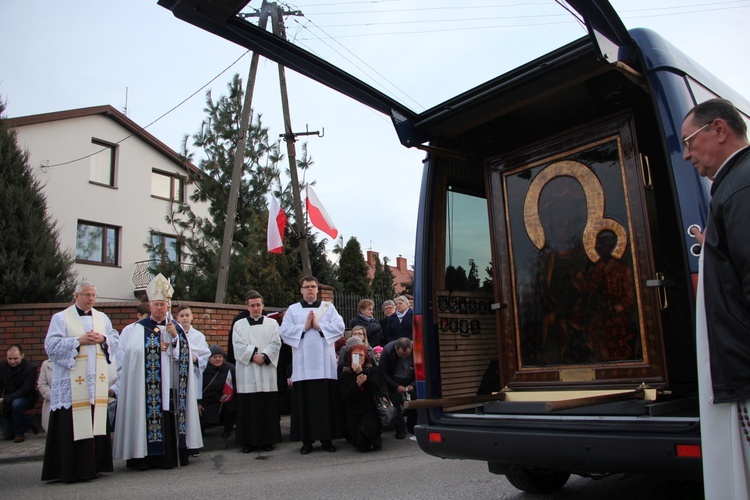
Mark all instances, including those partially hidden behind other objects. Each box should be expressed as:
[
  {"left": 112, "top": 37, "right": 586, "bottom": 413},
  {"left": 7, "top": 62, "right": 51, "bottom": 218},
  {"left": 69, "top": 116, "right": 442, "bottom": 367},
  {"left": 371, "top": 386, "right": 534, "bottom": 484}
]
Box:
[{"left": 8, "top": 105, "right": 210, "bottom": 301}]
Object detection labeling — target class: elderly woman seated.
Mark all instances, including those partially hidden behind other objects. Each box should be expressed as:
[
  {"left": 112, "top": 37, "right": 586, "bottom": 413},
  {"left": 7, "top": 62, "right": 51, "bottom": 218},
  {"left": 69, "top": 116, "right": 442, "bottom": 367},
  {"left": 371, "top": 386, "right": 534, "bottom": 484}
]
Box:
[{"left": 200, "top": 345, "right": 237, "bottom": 438}]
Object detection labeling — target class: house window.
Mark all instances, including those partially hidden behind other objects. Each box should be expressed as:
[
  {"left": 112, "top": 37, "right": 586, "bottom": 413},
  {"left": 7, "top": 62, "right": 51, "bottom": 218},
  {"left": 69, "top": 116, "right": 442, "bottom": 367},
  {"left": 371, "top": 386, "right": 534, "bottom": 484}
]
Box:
[
  {"left": 90, "top": 139, "right": 116, "bottom": 187},
  {"left": 76, "top": 221, "right": 119, "bottom": 265},
  {"left": 151, "top": 170, "right": 184, "bottom": 202},
  {"left": 150, "top": 233, "right": 181, "bottom": 265}
]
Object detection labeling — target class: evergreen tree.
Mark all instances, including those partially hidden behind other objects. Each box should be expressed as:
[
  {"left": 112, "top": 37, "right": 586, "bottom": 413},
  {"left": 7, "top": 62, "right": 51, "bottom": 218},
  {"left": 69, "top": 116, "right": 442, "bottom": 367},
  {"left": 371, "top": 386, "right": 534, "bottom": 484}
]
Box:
[
  {"left": 371, "top": 255, "right": 395, "bottom": 299},
  {"left": 150, "top": 74, "right": 280, "bottom": 303},
  {"left": 445, "top": 265, "right": 469, "bottom": 292},
  {"left": 147, "top": 75, "right": 339, "bottom": 305},
  {"left": 481, "top": 260, "right": 494, "bottom": 292},
  {"left": 0, "top": 100, "right": 77, "bottom": 303},
  {"left": 399, "top": 277, "right": 414, "bottom": 296},
  {"left": 467, "top": 259, "right": 481, "bottom": 291},
  {"left": 337, "top": 237, "right": 371, "bottom": 295}
]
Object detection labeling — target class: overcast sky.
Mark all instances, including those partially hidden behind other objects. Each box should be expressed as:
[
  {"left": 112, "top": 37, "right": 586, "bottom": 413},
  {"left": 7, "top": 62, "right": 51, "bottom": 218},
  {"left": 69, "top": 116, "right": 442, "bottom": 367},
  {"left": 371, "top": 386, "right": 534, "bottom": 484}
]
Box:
[{"left": 2, "top": 0, "right": 748, "bottom": 268}]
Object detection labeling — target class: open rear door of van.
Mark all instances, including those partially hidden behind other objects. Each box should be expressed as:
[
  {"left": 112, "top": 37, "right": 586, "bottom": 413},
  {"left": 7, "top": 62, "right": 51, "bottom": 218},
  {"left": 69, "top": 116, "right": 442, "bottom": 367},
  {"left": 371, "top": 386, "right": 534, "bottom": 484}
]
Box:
[{"left": 158, "top": 0, "right": 637, "bottom": 148}]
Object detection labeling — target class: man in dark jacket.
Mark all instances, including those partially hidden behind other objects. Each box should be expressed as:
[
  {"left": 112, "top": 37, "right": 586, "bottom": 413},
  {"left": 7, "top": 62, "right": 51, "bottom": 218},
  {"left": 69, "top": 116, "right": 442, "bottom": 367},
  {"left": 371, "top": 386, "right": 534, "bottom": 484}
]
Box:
[
  {"left": 0, "top": 344, "right": 38, "bottom": 442},
  {"left": 379, "top": 337, "right": 416, "bottom": 439},
  {"left": 383, "top": 295, "right": 413, "bottom": 343},
  {"left": 682, "top": 98, "right": 750, "bottom": 498}
]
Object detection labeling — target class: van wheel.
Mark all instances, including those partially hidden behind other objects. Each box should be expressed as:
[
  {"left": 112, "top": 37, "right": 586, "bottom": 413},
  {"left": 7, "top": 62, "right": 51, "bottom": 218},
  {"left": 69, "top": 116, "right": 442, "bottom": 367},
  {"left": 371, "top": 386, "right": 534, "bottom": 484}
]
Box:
[{"left": 505, "top": 469, "right": 570, "bottom": 494}]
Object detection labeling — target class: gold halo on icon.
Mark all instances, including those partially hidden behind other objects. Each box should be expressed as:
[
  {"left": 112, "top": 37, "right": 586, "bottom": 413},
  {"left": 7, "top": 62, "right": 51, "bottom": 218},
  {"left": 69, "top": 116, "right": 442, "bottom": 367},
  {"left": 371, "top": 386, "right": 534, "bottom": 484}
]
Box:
[{"left": 523, "top": 160, "right": 627, "bottom": 262}]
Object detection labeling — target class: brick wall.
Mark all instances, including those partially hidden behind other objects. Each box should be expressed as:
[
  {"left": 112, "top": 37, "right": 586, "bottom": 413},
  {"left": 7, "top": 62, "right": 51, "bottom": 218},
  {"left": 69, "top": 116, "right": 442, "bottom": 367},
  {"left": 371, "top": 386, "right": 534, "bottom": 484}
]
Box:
[{"left": 0, "top": 283, "right": 336, "bottom": 368}]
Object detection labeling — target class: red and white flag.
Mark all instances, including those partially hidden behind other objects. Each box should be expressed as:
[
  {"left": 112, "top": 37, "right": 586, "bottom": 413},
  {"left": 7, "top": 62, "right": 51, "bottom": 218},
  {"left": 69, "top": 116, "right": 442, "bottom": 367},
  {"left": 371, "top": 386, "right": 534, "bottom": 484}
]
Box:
[
  {"left": 267, "top": 196, "right": 287, "bottom": 254},
  {"left": 223, "top": 370, "right": 234, "bottom": 402},
  {"left": 306, "top": 185, "right": 338, "bottom": 239}
]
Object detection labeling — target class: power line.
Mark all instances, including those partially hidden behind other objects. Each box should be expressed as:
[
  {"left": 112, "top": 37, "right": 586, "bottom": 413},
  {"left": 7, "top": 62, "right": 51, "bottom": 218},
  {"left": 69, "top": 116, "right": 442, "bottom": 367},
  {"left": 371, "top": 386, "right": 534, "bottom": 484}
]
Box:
[
  {"left": 42, "top": 50, "right": 251, "bottom": 169},
  {"left": 286, "top": 11, "right": 425, "bottom": 109},
  {"left": 290, "top": 3, "right": 748, "bottom": 34}
]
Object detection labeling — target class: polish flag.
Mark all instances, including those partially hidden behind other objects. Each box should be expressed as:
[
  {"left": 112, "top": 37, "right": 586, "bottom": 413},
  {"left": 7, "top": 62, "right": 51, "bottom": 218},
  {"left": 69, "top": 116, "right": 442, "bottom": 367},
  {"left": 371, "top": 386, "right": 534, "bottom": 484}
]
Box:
[
  {"left": 306, "top": 186, "right": 338, "bottom": 239},
  {"left": 223, "top": 371, "right": 234, "bottom": 402},
  {"left": 267, "top": 196, "right": 287, "bottom": 254}
]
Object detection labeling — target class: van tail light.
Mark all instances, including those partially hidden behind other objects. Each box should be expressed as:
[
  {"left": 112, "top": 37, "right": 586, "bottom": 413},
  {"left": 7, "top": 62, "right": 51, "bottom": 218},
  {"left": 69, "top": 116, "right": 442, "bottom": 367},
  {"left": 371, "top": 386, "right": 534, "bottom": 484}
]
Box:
[
  {"left": 676, "top": 444, "right": 701, "bottom": 458},
  {"left": 413, "top": 314, "right": 424, "bottom": 381}
]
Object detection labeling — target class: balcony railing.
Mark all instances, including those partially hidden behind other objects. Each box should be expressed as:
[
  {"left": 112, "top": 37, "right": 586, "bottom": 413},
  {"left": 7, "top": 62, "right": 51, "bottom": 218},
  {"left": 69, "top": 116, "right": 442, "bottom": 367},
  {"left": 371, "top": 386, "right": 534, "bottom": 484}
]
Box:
[{"left": 132, "top": 260, "right": 197, "bottom": 289}]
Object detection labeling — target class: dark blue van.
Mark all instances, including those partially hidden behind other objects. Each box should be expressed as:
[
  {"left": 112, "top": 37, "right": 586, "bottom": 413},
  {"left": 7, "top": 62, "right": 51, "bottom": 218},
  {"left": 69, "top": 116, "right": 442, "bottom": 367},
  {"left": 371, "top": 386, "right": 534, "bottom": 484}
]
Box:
[{"left": 160, "top": 0, "right": 750, "bottom": 493}]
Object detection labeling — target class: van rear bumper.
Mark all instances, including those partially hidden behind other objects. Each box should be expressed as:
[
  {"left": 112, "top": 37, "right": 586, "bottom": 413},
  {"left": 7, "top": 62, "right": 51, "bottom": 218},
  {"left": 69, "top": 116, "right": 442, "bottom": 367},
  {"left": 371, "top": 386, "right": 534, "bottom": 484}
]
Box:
[{"left": 414, "top": 423, "right": 702, "bottom": 479}]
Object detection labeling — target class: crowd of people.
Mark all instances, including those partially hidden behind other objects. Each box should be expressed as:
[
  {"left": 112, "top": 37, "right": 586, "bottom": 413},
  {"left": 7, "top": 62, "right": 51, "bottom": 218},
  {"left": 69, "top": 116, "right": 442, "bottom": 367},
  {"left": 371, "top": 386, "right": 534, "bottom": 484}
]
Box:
[{"left": 0, "top": 273, "right": 416, "bottom": 483}]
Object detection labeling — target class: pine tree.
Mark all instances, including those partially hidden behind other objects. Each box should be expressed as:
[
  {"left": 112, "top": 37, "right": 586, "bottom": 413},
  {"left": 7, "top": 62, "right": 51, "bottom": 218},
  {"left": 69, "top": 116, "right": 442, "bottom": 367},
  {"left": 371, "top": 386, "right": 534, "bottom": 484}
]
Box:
[
  {"left": 147, "top": 75, "right": 338, "bottom": 305},
  {"left": 371, "top": 255, "right": 395, "bottom": 299},
  {"left": 0, "top": 100, "right": 77, "bottom": 303},
  {"left": 337, "top": 237, "right": 371, "bottom": 295},
  {"left": 482, "top": 260, "right": 494, "bottom": 292},
  {"left": 467, "top": 259, "right": 481, "bottom": 291},
  {"left": 151, "top": 74, "right": 281, "bottom": 303}
]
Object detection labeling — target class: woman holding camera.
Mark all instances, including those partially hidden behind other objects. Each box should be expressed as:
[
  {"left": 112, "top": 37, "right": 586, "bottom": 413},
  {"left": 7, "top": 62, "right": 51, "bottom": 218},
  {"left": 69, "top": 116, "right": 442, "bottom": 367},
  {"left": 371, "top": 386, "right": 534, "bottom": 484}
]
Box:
[{"left": 339, "top": 344, "right": 385, "bottom": 452}]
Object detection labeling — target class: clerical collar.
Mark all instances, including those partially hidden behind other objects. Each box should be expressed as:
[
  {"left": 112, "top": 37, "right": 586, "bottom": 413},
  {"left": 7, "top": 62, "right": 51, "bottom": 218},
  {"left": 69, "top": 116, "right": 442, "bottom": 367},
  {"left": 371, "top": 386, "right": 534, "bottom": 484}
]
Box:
[
  {"left": 151, "top": 317, "right": 168, "bottom": 326},
  {"left": 246, "top": 316, "right": 264, "bottom": 326},
  {"left": 76, "top": 306, "right": 92, "bottom": 316},
  {"left": 300, "top": 300, "right": 321, "bottom": 308}
]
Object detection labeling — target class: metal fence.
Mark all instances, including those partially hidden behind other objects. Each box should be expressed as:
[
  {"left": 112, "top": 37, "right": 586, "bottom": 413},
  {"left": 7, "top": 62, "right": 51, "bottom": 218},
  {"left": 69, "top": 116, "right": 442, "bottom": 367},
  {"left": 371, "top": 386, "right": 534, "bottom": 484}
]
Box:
[{"left": 333, "top": 292, "right": 392, "bottom": 326}]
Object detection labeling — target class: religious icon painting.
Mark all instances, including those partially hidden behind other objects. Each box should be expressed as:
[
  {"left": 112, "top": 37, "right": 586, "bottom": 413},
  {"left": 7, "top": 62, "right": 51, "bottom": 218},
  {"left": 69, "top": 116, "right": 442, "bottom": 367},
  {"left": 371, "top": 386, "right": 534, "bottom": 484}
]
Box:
[{"left": 486, "top": 113, "right": 667, "bottom": 390}]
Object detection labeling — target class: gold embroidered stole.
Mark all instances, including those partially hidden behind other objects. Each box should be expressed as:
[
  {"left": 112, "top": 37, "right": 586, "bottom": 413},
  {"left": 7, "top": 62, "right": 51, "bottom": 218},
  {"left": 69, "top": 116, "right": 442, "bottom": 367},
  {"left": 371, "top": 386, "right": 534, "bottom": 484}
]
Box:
[{"left": 63, "top": 306, "right": 109, "bottom": 441}]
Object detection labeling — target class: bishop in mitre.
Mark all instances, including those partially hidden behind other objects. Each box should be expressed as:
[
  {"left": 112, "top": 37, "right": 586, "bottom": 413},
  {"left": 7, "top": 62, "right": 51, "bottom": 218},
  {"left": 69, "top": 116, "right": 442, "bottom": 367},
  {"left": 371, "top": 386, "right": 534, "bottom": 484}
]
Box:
[{"left": 113, "top": 274, "right": 202, "bottom": 469}]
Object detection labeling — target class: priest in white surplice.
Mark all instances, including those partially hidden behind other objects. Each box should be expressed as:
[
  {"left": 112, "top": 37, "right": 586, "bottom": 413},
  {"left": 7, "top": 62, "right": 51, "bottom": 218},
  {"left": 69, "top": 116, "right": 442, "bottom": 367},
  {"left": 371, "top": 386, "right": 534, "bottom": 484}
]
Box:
[
  {"left": 113, "top": 274, "right": 202, "bottom": 469},
  {"left": 279, "top": 275, "right": 344, "bottom": 454},
  {"left": 232, "top": 290, "right": 282, "bottom": 453},
  {"left": 41, "top": 281, "right": 119, "bottom": 482}
]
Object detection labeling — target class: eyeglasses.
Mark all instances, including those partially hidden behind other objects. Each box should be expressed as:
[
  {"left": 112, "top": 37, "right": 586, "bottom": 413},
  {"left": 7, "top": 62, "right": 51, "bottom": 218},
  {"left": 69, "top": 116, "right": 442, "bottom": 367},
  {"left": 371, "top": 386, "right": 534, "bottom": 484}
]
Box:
[{"left": 682, "top": 122, "right": 712, "bottom": 151}]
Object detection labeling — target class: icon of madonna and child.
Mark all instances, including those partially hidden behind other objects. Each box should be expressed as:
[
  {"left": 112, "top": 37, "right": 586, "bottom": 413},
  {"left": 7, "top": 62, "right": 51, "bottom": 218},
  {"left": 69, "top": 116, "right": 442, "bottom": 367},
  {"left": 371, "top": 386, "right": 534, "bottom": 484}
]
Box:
[{"left": 511, "top": 157, "right": 643, "bottom": 368}]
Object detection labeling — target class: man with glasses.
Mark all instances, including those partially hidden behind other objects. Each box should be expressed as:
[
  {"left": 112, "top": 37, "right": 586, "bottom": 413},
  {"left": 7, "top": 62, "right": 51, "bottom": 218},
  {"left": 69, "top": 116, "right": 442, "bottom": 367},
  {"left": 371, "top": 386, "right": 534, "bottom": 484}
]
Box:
[
  {"left": 682, "top": 98, "right": 750, "bottom": 498},
  {"left": 279, "top": 275, "right": 345, "bottom": 454}
]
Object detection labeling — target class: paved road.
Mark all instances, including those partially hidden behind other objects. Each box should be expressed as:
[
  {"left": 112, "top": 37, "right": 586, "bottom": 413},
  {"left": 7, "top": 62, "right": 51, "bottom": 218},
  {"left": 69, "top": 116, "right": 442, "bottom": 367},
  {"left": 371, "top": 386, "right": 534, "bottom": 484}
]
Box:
[{"left": 0, "top": 421, "right": 704, "bottom": 500}]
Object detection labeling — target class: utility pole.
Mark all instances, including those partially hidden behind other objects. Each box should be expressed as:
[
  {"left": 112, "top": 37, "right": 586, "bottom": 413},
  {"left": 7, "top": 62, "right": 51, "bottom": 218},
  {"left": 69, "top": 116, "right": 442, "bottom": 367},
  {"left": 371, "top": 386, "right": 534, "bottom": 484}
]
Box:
[
  {"left": 214, "top": 1, "right": 271, "bottom": 303},
  {"left": 215, "top": 2, "right": 318, "bottom": 301},
  {"left": 271, "top": 3, "right": 313, "bottom": 277}
]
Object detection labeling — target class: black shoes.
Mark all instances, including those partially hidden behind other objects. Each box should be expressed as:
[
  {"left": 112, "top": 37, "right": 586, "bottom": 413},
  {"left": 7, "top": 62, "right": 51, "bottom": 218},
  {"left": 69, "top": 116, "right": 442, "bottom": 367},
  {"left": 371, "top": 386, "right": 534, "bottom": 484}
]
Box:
[
  {"left": 260, "top": 444, "right": 274, "bottom": 452},
  {"left": 300, "top": 441, "right": 336, "bottom": 454},
  {"left": 395, "top": 431, "right": 406, "bottom": 439},
  {"left": 321, "top": 441, "right": 336, "bottom": 452},
  {"left": 242, "top": 445, "right": 256, "bottom": 454}
]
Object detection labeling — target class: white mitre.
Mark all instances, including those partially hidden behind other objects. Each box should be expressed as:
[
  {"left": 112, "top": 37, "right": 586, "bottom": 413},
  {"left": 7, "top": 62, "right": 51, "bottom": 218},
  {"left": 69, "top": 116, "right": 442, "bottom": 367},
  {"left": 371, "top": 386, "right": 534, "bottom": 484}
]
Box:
[{"left": 146, "top": 273, "right": 173, "bottom": 302}]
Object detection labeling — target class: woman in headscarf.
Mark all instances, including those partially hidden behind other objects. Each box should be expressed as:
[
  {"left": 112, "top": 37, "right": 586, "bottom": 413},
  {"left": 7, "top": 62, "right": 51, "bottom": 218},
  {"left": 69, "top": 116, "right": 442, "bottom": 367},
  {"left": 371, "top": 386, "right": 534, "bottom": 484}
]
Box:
[
  {"left": 339, "top": 344, "right": 386, "bottom": 452},
  {"left": 199, "top": 345, "right": 237, "bottom": 438}
]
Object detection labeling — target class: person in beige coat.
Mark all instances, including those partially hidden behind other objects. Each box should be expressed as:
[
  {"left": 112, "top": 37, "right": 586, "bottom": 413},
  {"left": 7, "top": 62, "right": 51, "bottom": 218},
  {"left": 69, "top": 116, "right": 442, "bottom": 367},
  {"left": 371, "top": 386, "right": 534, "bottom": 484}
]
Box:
[{"left": 36, "top": 359, "right": 53, "bottom": 432}]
